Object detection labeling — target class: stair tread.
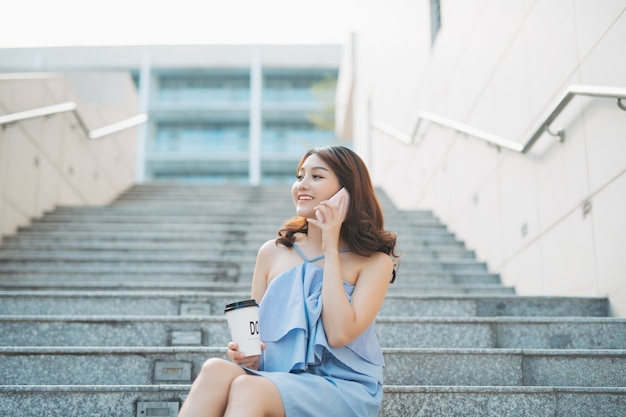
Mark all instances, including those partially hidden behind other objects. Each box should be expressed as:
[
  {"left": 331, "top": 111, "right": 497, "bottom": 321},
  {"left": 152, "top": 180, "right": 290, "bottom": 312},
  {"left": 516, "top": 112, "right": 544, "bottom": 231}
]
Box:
[
  {"left": 0, "top": 184, "right": 623, "bottom": 416},
  {"left": 0, "top": 291, "right": 608, "bottom": 317}
]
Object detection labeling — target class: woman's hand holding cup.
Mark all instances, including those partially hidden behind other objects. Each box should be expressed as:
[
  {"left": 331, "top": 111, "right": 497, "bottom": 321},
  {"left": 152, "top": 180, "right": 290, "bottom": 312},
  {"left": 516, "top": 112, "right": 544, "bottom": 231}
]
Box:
[{"left": 227, "top": 341, "right": 265, "bottom": 370}]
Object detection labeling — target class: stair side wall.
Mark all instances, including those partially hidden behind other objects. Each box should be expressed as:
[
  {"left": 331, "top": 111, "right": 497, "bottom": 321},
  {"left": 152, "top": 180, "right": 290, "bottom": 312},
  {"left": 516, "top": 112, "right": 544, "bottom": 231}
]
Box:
[
  {"left": 0, "top": 72, "right": 138, "bottom": 243},
  {"left": 343, "top": 1, "right": 626, "bottom": 316}
]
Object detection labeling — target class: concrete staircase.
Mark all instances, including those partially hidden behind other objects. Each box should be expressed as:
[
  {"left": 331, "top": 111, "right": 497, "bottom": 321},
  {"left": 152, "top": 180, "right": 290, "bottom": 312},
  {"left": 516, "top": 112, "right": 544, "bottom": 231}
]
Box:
[{"left": 0, "top": 184, "right": 624, "bottom": 416}]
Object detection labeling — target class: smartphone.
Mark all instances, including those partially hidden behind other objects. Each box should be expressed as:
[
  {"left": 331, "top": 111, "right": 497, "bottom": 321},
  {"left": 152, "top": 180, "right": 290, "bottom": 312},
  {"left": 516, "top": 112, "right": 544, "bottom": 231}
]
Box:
[{"left": 315, "top": 188, "right": 350, "bottom": 223}]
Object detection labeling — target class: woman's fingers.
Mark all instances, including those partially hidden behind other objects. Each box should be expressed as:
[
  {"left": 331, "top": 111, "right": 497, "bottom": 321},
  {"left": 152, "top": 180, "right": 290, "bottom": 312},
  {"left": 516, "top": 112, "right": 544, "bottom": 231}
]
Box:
[
  {"left": 237, "top": 354, "right": 262, "bottom": 370},
  {"left": 226, "top": 342, "right": 245, "bottom": 360},
  {"left": 312, "top": 203, "right": 340, "bottom": 225},
  {"left": 226, "top": 341, "right": 264, "bottom": 369}
]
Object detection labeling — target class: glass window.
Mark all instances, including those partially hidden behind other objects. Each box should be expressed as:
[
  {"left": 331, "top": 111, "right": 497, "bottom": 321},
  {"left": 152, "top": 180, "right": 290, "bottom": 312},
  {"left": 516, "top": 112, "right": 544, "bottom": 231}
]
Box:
[
  {"left": 158, "top": 74, "right": 250, "bottom": 103},
  {"left": 153, "top": 122, "right": 249, "bottom": 154}
]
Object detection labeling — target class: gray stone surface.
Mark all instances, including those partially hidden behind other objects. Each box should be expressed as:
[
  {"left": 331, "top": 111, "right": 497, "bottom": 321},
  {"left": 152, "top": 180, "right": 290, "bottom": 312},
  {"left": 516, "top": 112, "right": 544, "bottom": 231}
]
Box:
[
  {"left": 380, "top": 386, "right": 626, "bottom": 417},
  {"left": 0, "top": 279, "right": 514, "bottom": 294},
  {"left": 0, "top": 291, "right": 606, "bottom": 317},
  {"left": 386, "top": 283, "right": 516, "bottom": 295},
  {"left": 522, "top": 350, "right": 626, "bottom": 386},
  {"left": 0, "top": 385, "right": 624, "bottom": 417},
  {"left": 4, "top": 315, "right": 624, "bottom": 348},
  {"left": 4, "top": 346, "right": 622, "bottom": 386},
  {"left": 381, "top": 294, "right": 608, "bottom": 317},
  {"left": 375, "top": 317, "right": 626, "bottom": 349},
  {"left": 1, "top": 184, "right": 624, "bottom": 417},
  {"left": 0, "top": 385, "right": 189, "bottom": 417},
  {"left": 0, "top": 315, "right": 231, "bottom": 347},
  {"left": 0, "top": 279, "right": 252, "bottom": 291},
  {"left": 0, "top": 347, "right": 223, "bottom": 385},
  {"left": 0, "top": 291, "right": 249, "bottom": 316}
]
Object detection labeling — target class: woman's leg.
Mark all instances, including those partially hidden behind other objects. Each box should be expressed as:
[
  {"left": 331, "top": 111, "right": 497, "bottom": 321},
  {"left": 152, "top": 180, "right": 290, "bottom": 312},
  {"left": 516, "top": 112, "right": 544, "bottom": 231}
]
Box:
[
  {"left": 178, "top": 358, "right": 246, "bottom": 417},
  {"left": 224, "top": 374, "right": 285, "bottom": 417}
]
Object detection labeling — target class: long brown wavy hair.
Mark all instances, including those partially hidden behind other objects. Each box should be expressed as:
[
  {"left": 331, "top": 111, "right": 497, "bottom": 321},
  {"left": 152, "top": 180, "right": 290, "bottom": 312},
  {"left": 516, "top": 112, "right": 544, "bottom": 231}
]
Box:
[{"left": 276, "top": 146, "right": 399, "bottom": 281}]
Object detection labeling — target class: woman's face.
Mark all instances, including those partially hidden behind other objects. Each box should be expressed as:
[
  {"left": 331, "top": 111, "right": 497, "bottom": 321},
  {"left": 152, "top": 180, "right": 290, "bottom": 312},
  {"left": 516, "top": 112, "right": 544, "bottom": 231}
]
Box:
[{"left": 291, "top": 153, "right": 342, "bottom": 218}]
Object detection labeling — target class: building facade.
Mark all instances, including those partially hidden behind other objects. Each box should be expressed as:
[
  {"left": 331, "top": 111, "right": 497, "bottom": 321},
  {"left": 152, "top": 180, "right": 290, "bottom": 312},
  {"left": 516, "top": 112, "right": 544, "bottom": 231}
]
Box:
[{"left": 0, "top": 44, "right": 344, "bottom": 184}]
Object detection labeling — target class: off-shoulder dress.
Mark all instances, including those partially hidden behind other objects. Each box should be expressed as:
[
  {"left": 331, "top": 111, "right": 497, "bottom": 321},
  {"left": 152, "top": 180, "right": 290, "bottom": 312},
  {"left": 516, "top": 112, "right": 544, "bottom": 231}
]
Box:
[{"left": 245, "top": 243, "right": 385, "bottom": 417}]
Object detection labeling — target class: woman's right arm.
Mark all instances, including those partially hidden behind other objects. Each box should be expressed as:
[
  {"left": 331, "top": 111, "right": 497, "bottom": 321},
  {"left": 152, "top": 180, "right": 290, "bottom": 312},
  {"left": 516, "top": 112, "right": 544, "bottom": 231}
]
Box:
[{"left": 250, "top": 239, "right": 276, "bottom": 303}]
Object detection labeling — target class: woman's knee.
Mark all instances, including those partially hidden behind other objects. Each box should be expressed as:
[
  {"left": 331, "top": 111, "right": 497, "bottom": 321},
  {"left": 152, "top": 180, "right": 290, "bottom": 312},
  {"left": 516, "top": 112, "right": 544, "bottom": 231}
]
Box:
[
  {"left": 227, "top": 375, "right": 284, "bottom": 416},
  {"left": 197, "top": 358, "right": 241, "bottom": 382},
  {"left": 228, "top": 375, "right": 258, "bottom": 398},
  {"left": 200, "top": 357, "right": 228, "bottom": 372}
]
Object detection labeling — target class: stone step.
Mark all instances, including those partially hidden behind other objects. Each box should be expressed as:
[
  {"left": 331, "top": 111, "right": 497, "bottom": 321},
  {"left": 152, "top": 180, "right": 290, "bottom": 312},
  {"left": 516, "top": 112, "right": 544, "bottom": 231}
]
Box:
[
  {"left": 386, "top": 283, "right": 515, "bottom": 295},
  {"left": 15, "top": 224, "right": 460, "bottom": 243},
  {"left": 0, "top": 268, "right": 497, "bottom": 284},
  {"left": 0, "top": 291, "right": 608, "bottom": 317},
  {"left": 23, "top": 221, "right": 286, "bottom": 232},
  {"left": 3, "top": 183, "right": 620, "bottom": 417},
  {"left": 42, "top": 210, "right": 443, "bottom": 226},
  {"left": 0, "top": 242, "right": 477, "bottom": 262},
  {"left": 0, "top": 250, "right": 487, "bottom": 270},
  {"left": 5, "top": 232, "right": 466, "bottom": 250},
  {"left": 397, "top": 272, "right": 501, "bottom": 284},
  {"left": 0, "top": 261, "right": 491, "bottom": 281},
  {"left": 5, "top": 213, "right": 450, "bottom": 234},
  {"left": 0, "top": 279, "right": 253, "bottom": 291},
  {"left": 1, "top": 346, "right": 624, "bottom": 387},
  {"left": 380, "top": 386, "right": 626, "bottom": 417},
  {"left": 0, "top": 291, "right": 247, "bottom": 316},
  {"left": 0, "top": 248, "right": 479, "bottom": 264},
  {"left": 0, "top": 267, "right": 496, "bottom": 288},
  {"left": 118, "top": 183, "right": 288, "bottom": 192},
  {"left": 26, "top": 210, "right": 444, "bottom": 225},
  {"left": 0, "top": 384, "right": 624, "bottom": 417},
  {"left": 45, "top": 208, "right": 437, "bottom": 224},
  {"left": 34, "top": 214, "right": 301, "bottom": 225},
  {"left": 1, "top": 315, "right": 623, "bottom": 349},
  {"left": 0, "top": 279, "right": 513, "bottom": 294},
  {"left": 44, "top": 206, "right": 438, "bottom": 216},
  {"left": 0, "top": 260, "right": 243, "bottom": 277}
]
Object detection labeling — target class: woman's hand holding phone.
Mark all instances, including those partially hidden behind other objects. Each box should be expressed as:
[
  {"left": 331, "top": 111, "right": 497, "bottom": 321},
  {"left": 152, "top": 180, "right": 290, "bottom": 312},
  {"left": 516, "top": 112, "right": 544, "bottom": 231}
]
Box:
[{"left": 315, "top": 188, "right": 350, "bottom": 223}]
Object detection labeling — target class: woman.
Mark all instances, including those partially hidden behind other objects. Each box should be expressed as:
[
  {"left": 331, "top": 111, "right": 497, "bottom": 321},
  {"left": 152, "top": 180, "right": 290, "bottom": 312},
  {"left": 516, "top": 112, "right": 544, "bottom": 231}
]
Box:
[{"left": 178, "top": 146, "right": 398, "bottom": 417}]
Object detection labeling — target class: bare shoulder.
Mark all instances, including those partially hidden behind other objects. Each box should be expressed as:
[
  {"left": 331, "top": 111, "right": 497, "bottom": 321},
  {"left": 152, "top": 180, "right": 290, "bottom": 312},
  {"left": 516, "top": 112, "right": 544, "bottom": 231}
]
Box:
[
  {"left": 344, "top": 251, "right": 394, "bottom": 286},
  {"left": 371, "top": 251, "right": 394, "bottom": 266},
  {"left": 258, "top": 238, "right": 278, "bottom": 254},
  {"left": 256, "top": 238, "right": 302, "bottom": 284},
  {"left": 363, "top": 251, "right": 394, "bottom": 271},
  {"left": 256, "top": 238, "right": 287, "bottom": 260}
]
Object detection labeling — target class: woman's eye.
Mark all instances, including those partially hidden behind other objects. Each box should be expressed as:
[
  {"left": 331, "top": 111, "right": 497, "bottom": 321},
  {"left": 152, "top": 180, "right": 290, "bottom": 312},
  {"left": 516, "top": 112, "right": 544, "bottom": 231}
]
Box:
[{"left": 296, "top": 175, "right": 303, "bottom": 180}]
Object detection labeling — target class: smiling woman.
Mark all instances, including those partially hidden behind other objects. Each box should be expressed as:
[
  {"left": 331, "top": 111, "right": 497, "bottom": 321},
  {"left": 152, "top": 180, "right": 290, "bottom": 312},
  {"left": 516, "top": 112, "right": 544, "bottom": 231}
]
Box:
[
  {"left": 0, "top": 0, "right": 359, "bottom": 47},
  {"left": 178, "top": 145, "right": 398, "bottom": 417}
]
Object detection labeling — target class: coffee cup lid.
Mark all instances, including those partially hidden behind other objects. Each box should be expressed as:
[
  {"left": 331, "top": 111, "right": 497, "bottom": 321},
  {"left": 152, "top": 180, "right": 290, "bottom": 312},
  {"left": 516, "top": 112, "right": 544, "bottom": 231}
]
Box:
[{"left": 224, "top": 299, "right": 259, "bottom": 313}]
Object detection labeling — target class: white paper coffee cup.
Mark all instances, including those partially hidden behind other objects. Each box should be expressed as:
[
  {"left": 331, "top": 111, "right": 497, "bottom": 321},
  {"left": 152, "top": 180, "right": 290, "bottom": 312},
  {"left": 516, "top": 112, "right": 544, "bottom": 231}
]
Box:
[{"left": 224, "top": 299, "right": 261, "bottom": 357}]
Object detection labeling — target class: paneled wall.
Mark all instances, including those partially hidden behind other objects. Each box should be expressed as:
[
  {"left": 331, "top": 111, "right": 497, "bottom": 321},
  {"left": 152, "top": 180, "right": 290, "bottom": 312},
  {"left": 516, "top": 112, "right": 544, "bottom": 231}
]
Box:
[
  {"left": 0, "top": 72, "right": 139, "bottom": 242},
  {"left": 344, "top": 0, "right": 626, "bottom": 315}
]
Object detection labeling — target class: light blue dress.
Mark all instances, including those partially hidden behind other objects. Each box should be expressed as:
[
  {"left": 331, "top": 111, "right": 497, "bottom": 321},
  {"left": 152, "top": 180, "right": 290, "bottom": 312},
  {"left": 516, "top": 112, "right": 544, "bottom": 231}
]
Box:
[{"left": 246, "top": 244, "right": 385, "bottom": 417}]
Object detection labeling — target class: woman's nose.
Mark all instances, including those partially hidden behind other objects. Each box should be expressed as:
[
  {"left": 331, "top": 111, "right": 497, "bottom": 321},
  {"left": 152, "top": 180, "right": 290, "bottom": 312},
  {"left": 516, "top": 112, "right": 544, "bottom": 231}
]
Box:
[{"left": 297, "top": 177, "right": 310, "bottom": 189}]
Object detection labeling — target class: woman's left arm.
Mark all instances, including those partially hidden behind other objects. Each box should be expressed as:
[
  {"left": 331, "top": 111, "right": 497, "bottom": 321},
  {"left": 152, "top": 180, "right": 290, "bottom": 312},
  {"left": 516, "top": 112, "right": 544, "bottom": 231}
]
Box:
[{"left": 320, "top": 251, "right": 393, "bottom": 347}]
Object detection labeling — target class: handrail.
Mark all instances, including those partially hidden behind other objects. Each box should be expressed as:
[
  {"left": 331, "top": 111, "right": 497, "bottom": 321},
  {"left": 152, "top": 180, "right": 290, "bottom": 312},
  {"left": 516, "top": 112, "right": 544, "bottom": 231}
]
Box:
[
  {"left": 0, "top": 101, "right": 148, "bottom": 140},
  {"left": 372, "top": 84, "right": 626, "bottom": 153}
]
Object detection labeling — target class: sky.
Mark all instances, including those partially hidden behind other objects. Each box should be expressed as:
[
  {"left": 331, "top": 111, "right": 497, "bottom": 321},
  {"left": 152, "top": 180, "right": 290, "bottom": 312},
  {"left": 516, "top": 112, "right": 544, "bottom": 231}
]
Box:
[{"left": 0, "top": 0, "right": 359, "bottom": 48}]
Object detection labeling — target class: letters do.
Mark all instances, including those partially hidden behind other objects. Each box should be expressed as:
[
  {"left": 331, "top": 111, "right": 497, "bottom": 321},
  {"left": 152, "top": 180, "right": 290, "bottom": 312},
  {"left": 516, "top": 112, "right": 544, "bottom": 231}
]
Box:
[{"left": 249, "top": 320, "right": 259, "bottom": 335}]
